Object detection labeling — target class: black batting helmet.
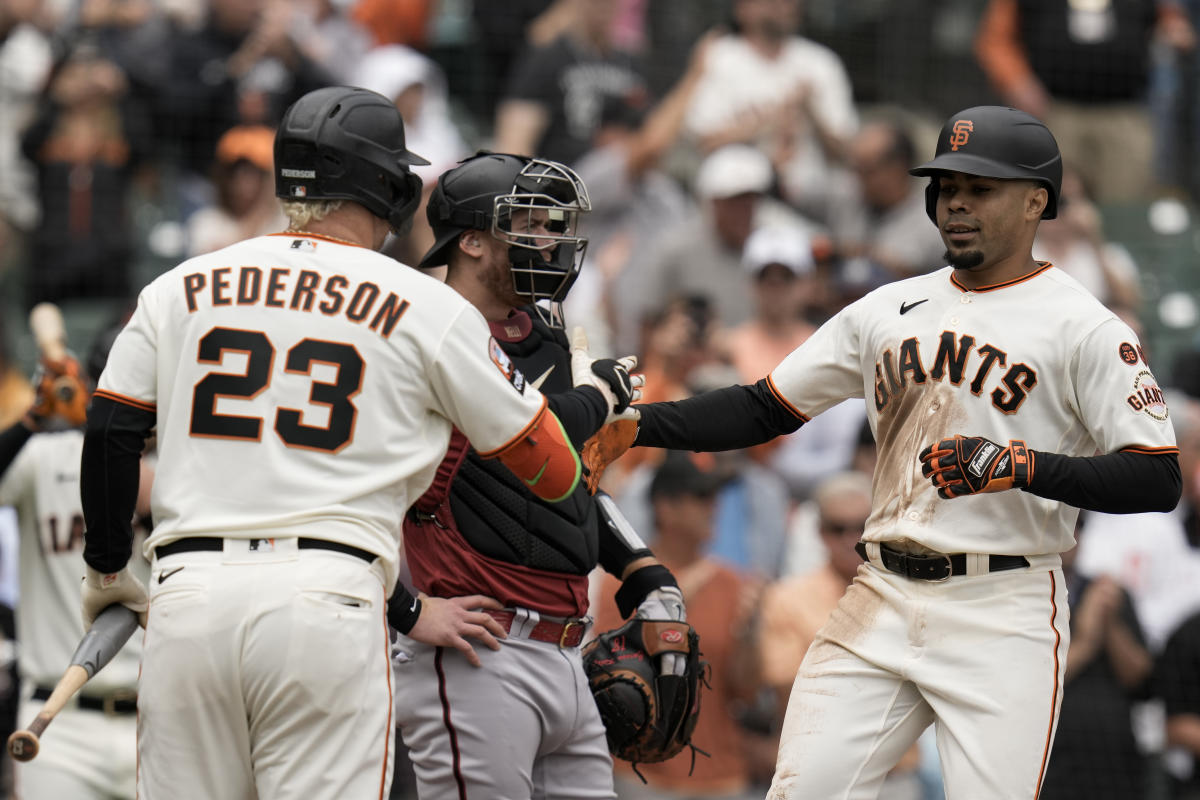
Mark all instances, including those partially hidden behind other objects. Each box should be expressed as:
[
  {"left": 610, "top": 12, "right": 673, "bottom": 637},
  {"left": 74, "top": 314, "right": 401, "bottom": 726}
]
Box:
[
  {"left": 910, "top": 105, "right": 1061, "bottom": 222},
  {"left": 418, "top": 152, "right": 591, "bottom": 328},
  {"left": 274, "top": 86, "right": 429, "bottom": 233}
]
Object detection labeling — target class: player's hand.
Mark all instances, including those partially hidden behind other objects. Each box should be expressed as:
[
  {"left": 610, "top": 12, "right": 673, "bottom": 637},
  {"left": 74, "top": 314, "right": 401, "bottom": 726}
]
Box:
[
  {"left": 25, "top": 355, "right": 88, "bottom": 431},
  {"left": 919, "top": 435, "right": 1032, "bottom": 498},
  {"left": 570, "top": 326, "right": 643, "bottom": 425},
  {"left": 81, "top": 565, "right": 149, "bottom": 629},
  {"left": 635, "top": 585, "right": 687, "bottom": 676},
  {"left": 408, "top": 594, "right": 507, "bottom": 668}
]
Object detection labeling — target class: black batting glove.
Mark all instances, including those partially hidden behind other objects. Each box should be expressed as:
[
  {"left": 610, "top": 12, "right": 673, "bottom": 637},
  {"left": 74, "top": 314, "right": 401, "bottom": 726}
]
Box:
[{"left": 919, "top": 435, "right": 1032, "bottom": 498}]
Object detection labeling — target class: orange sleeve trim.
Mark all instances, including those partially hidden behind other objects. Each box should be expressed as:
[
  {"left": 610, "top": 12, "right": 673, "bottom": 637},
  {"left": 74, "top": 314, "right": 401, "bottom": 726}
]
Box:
[
  {"left": 1035, "top": 571, "right": 1064, "bottom": 797},
  {"left": 477, "top": 396, "right": 549, "bottom": 459},
  {"left": 975, "top": 0, "right": 1037, "bottom": 97},
  {"left": 93, "top": 389, "right": 156, "bottom": 414},
  {"left": 1119, "top": 445, "right": 1180, "bottom": 456},
  {"left": 765, "top": 374, "right": 810, "bottom": 422}
]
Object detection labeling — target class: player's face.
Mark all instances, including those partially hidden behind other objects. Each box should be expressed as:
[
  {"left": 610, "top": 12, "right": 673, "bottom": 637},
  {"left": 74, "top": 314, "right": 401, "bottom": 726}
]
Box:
[
  {"left": 505, "top": 206, "right": 557, "bottom": 260},
  {"left": 935, "top": 173, "right": 1040, "bottom": 271}
]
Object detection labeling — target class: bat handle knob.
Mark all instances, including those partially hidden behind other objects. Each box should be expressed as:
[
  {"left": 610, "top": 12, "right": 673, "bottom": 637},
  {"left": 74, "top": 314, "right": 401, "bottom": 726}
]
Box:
[{"left": 7, "top": 730, "right": 40, "bottom": 762}]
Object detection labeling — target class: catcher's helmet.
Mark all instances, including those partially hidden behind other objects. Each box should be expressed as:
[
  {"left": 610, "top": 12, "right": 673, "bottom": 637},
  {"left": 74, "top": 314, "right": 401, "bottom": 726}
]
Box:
[
  {"left": 274, "top": 86, "right": 429, "bottom": 233},
  {"left": 910, "top": 105, "right": 1061, "bottom": 221},
  {"left": 418, "top": 152, "right": 591, "bottom": 328}
]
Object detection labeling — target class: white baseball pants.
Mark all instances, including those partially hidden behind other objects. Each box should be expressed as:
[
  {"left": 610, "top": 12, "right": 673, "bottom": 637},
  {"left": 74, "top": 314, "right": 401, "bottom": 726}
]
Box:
[
  {"left": 768, "top": 556, "right": 1069, "bottom": 800},
  {"left": 139, "top": 541, "right": 393, "bottom": 799}
]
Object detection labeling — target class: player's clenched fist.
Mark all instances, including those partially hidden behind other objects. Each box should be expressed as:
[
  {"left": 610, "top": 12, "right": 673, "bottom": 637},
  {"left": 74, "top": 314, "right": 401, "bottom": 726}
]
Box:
[{"left": 919, "top": 435, "right": 1032, "bottom": 498}]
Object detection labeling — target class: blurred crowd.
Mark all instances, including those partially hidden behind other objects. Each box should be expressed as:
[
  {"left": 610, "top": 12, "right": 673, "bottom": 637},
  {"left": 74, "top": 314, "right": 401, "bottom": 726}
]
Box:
[{"left": 2, "top": 0, "right": 1200, "bottom": 798}]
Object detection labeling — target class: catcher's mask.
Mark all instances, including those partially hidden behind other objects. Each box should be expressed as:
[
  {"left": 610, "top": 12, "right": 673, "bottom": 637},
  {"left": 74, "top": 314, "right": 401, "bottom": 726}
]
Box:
[
  {"left": 420, "top": 152, "right": 591, "bottom": 329},
  {"left": 274, "top": 86, "right": 429, "bottom": 235}
]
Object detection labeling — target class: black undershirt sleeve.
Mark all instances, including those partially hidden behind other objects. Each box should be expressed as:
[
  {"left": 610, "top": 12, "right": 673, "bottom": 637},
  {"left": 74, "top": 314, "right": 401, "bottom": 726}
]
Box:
[
  {"left": 0, "top": 421, "right": 34, "bottom": 478},
  {"left": 1025, "top": 449, "right": 1181, "bottom": 514},
  {"left": 547, "top": 386, "right": 607, "bottom": 450},
  {"left": 633, "top": 379, "right": 805, "bottom": 451},
  {"left": 81, "top": 395, "right": 155, "bottom": 573}
]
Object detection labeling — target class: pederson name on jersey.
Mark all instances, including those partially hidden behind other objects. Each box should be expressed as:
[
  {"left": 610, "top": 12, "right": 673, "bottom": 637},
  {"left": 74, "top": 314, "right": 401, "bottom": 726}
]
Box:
[{"left": 181, "top": 264, "right": 411, "bottom": 339}]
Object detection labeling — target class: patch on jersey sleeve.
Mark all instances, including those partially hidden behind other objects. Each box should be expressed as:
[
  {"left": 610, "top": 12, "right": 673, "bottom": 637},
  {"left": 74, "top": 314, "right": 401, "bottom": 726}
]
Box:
[
  {"left": 489, "top": 337, "right": 526, "bottom": 393},
  {"left": 1119, "top": 342, "right": 1138, "bottom": 365},
  {"left": 1125, "top": 369, "right": 1168, "bottom": 421}
]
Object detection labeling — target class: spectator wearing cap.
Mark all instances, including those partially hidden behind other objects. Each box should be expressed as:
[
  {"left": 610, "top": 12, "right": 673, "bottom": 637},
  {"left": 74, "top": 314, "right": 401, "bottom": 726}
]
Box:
[
  {"left": 349, "top": 43, "right": 468, "bottom": 267},
  {"left": 837, "top": 119, "right": 947, "bottom": 292},
  {"left": 726, "top": 225, "right": 819, "bottom": 387},
  {"left": 591, "top": 451, "right": 763, "bottom": 800},
  {"left": 185, "top": 124, "right": 286, "bottom": 257},
  {"left": 612, "top": 144, "right": 821, "bottom": 356}
]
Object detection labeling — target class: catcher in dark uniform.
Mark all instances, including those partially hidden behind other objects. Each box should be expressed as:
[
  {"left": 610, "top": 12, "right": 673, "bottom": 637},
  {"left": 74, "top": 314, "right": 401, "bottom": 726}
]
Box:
[{"left": 389, "top": 152, "right": 703, "bottom": 800}]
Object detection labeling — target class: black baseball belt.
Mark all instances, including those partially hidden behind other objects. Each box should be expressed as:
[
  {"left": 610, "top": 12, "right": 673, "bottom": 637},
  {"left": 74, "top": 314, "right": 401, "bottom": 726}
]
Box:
[
  {"left": 155, "top": 537, "right": 376, "bottom": 563},
  {"left": 33, "top": 686, "right": 137, "bottom": 715},
  {"left": 855, "top": 541, "right": 1029, "bottom": 582}
]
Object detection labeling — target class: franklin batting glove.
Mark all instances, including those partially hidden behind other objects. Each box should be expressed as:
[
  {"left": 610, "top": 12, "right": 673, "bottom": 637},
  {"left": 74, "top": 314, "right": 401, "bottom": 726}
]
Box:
[
  {"left": 570, "top": 326, "right": 644, "bottom": 423},
  {"left": 919, "top": 435, "right": 1032, "bottom": 498},
  {"left": 82, "top": 565, "right": 149, "bottom": 629}
]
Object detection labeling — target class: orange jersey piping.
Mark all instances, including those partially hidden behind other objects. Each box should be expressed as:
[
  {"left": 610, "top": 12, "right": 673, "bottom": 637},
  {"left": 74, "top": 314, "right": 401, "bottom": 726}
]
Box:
[
  {"left": 765, "top": 374, "right": 810, "bottom": 421},
  {"left": 93, "top": 389, "right": 156, "bottom": 414},
  {"left": 950, "top": 261, "right": 1053, "bottom": 293}
]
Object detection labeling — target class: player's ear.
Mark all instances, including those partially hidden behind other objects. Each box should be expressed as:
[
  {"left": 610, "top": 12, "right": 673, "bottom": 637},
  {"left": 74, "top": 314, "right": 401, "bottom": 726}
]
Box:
[
  {"left": 457, "top": 231, "right": 485, "bottom": 258},
  {"left": 1026, "top": 184, "right": 1048, "bottom": 221}
]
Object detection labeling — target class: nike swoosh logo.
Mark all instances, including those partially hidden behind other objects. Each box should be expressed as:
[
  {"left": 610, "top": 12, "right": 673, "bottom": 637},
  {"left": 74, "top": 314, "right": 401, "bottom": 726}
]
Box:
[
  {"left": 530, "top": 365, "right": 555, "bottom": 390},
  {"left": 158, "top": 566, "right": 184, "bottom": 584},
  {"left": 900, "top": 299, "right": 930, "bottom": 315}
]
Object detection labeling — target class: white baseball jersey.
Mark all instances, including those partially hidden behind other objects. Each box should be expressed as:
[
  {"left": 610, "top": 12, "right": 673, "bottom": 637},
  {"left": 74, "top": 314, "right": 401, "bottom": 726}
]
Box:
[
  {"left": 0, "top": 430, "right": 143, "bottom": 692},
  {"left": 769, "top": 263, "right": 1176, "bottom": 556},
  {"left": 96, "top": 232, "right": 548, "bottom": 589}
]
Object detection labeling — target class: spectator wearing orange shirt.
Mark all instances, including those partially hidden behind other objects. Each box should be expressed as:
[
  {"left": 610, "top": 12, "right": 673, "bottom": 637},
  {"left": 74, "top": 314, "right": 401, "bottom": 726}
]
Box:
[{"left": 592, "top": 452, "right": 762, "bottom": 800}]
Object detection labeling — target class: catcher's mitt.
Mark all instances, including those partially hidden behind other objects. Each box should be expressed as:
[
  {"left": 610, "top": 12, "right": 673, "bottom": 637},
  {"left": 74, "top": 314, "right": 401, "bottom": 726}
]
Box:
[
  {"left": 581, "top": 418, "right": 638, "bottom": 494},
  {"left": 582, "top": 617, "right": 705, "bottom": 768}
]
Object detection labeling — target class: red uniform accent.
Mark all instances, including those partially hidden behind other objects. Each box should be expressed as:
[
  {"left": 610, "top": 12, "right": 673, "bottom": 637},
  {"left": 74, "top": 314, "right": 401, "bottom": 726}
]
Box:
[
  {"left": 405, "top": 428, "right": 590, "bottom": 617},
  {"left": 403, "top": 514, "right": 589, "bottom": 618}
]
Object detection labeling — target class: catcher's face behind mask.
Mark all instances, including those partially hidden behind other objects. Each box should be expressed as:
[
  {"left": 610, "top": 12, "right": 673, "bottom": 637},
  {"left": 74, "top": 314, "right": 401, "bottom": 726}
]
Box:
[{"left": 492, "top": 159, "right": 590, "bottom": 329}]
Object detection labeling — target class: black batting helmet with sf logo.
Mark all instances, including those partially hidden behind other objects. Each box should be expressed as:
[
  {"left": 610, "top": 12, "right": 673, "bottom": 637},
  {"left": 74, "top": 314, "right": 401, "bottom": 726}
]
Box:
[{"left": 910, "top": 105, "right": 1062, "bottom": 222}]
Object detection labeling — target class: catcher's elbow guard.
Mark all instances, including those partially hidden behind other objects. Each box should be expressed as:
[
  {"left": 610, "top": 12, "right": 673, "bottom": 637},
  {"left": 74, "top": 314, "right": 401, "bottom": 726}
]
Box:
[{"left": 484, "top": 405, "right": 581, "bottom": 502}]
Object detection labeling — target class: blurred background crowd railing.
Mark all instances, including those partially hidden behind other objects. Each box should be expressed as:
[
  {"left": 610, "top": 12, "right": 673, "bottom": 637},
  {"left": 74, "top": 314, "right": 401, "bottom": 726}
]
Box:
[{"left": 2, "top": 1, "right": 1200, "bottom": 799}]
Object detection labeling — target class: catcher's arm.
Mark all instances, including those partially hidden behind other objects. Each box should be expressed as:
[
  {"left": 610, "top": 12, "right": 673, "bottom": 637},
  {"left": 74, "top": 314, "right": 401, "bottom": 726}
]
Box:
[{"left": 594, "top": 493, "right": 687, "bottom": 676}]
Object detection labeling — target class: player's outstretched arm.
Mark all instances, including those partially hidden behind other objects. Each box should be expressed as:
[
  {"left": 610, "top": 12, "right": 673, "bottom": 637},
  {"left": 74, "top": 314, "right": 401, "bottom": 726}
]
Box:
[
  {"left": 634, "top": 378, "right": 806, "bottom": 452},
  {"left": 919, "top": 434, "right": 1181, "bottom": 513}
]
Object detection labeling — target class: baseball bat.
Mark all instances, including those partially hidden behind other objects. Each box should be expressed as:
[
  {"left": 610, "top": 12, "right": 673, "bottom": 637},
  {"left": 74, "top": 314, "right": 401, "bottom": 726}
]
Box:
[
  {"left": 28, "top": 302, "right": 67, "bottom": 364},
  {"left": 28, "top": 302, "right": 79, "bottom": 410},
  {"left": 7, "top": 604, "right": 140, "bottom": 762}
]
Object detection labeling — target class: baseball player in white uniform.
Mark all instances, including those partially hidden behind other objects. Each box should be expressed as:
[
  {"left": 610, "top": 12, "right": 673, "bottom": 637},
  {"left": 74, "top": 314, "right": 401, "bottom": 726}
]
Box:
[
  {"left": 622, "top": 106, "right": 1182, "bottom": 798},
  {"left": 0, "top": 334, "right": 147, "bottom": 799},
  {"left": 77, "top": 87, "right": 596, "bottom": 800}
]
